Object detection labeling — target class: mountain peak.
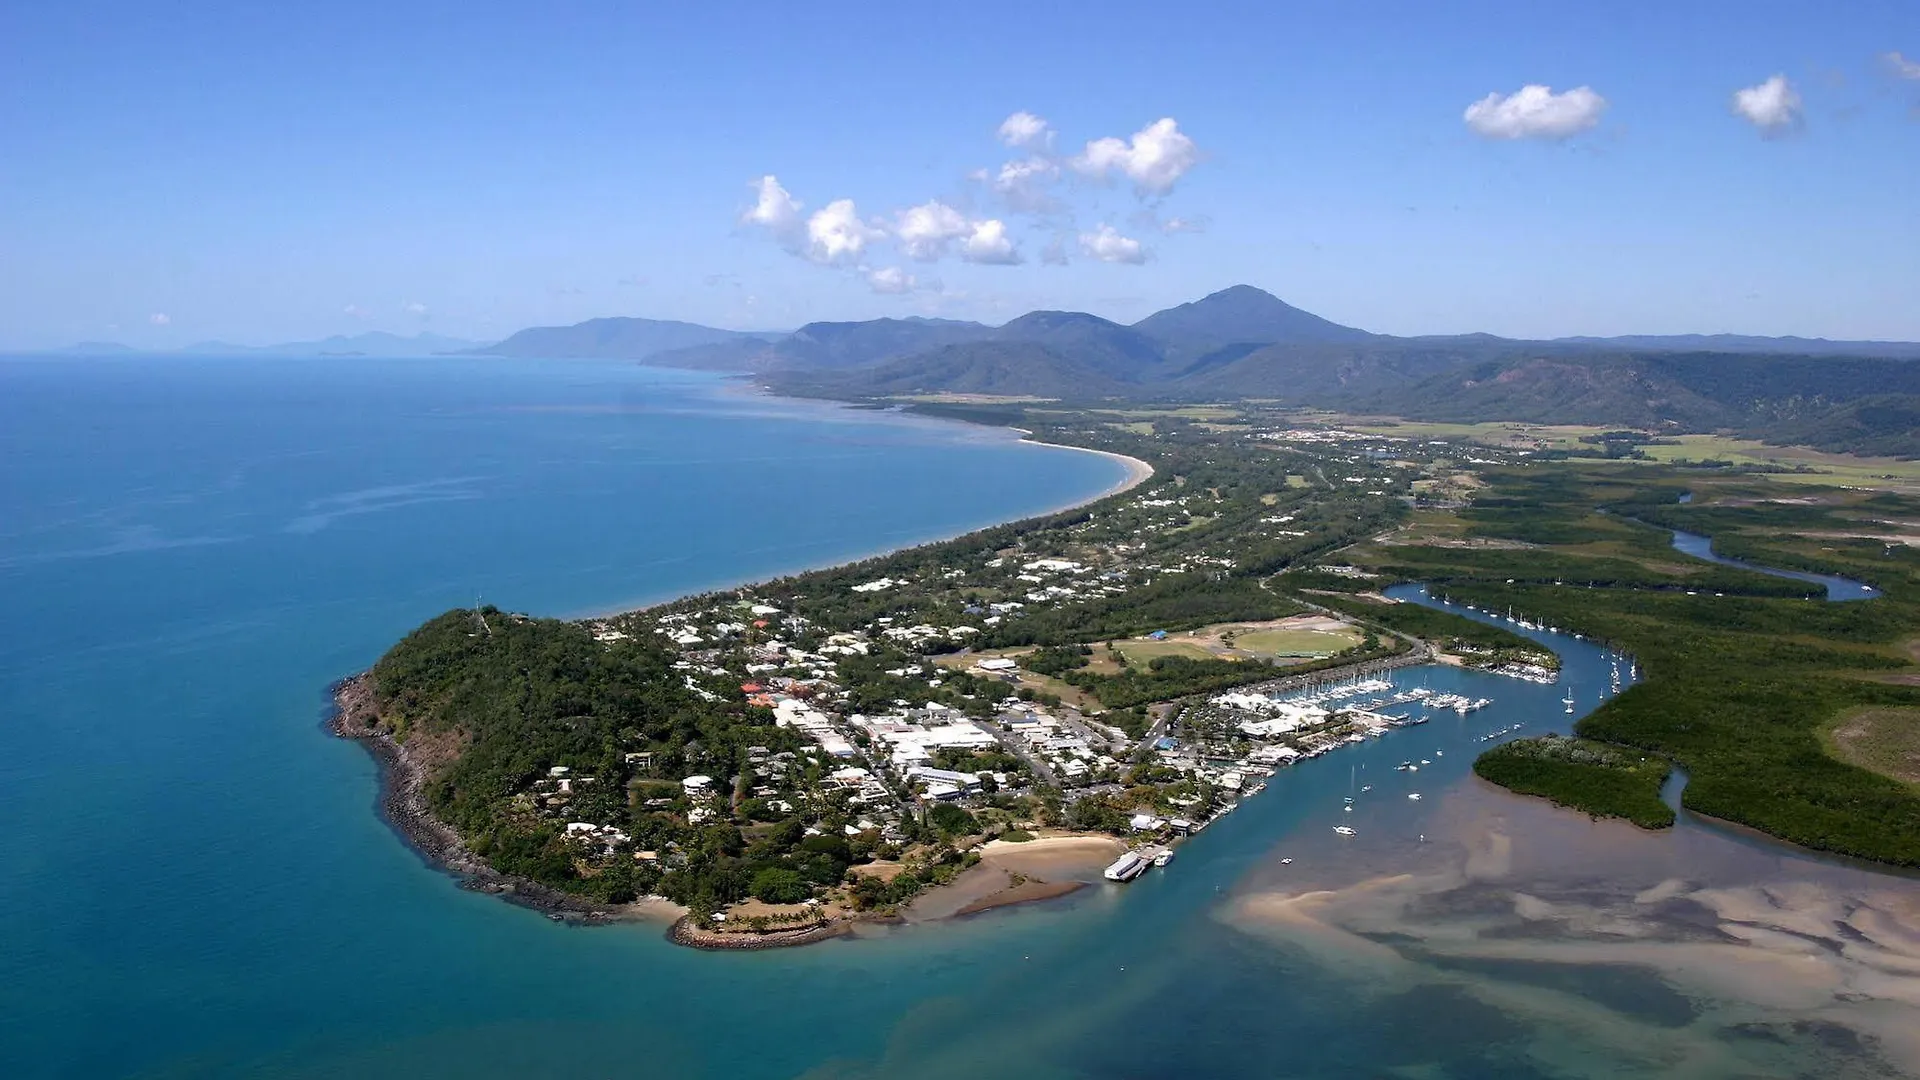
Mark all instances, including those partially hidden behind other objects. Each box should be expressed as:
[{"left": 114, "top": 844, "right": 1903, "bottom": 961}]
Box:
[{"left": 1133, "top": 285, "right": 1374, "bottom": 352}]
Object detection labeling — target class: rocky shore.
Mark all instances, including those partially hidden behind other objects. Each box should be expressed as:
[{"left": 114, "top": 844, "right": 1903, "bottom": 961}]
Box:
[
  {"left": 329, "top": 684, "right": 1127, "bottom": 949},
  {"left": 328, "top": 674, "right": 642, "bottom": 925}
]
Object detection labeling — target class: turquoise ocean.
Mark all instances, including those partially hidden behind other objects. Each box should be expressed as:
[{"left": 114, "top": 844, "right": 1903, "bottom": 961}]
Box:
[{"left": 3, "top": 356, "right": 1912, "bottom": 1078}]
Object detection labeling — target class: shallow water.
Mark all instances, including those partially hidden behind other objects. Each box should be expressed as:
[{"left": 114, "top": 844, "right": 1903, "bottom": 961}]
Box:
[{"left": 3, "top": 356, "right": 1914, "bottom": 1079}]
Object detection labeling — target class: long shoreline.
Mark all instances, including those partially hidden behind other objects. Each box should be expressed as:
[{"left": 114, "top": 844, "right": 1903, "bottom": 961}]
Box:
[
  {"left": 558, "top": 415, "right": 1153, "bottom": 622},
  {"left": 327, "top": 413, "right": 1153, "bottom": 948}
]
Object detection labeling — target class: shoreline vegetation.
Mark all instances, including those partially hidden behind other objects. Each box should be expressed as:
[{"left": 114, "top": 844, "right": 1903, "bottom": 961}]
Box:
[
  {"left": 328, "top": 426, "right": 1159, "bottom": 948},
  {"left": 333, "top": 393, "right": 1920, "bottom": 949}
]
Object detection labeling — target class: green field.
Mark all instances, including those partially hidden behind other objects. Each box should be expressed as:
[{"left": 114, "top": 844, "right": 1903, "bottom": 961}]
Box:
[{"left": 1233, "top": 628, "right": 1362, "bottom": 656}]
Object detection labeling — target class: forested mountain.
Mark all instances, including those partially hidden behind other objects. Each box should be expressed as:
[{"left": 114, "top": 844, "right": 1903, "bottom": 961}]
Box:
[
  {"left": 453, "top": 286, "right": 1920, "bottom": 456},
  {"left": 1132, "top": 284, "right": 1375, "bottom": 362}
]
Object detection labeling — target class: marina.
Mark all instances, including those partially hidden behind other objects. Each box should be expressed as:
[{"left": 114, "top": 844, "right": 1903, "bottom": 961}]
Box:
[{"left": 1099, "top": 583, "right": 1637, "bottom": 888}]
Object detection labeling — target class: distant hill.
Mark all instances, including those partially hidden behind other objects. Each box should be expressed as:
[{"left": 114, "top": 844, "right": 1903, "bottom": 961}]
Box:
[
  {"left": 1555, "top": 333, "right": 1920, "bottom": 360},
  {"left": 477, "top": 318, "right": 769, "bottom": 361},
  {"left": 782, "top": 341, "right": 1132, "bottom": 399},
  {"left": 1133, "top": 284, "right": 1375, "bottom": 362},
  {"left": 994, "top": 310, "right": 1169, "bottom": 381},
  {"left": 54, "top": 341, "right": 139, "bottom": 355},
  {"left": 774, "top": 317, "right": 992, "bottom": 370}
]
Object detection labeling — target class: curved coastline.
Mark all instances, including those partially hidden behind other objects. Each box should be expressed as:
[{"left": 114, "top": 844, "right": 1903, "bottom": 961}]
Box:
[
  {"left": 328, "top": 419, "right": 1153, "bottom": 949},
  {"left": 558, "top": 417, "right": 1154, "bottom": 623}
]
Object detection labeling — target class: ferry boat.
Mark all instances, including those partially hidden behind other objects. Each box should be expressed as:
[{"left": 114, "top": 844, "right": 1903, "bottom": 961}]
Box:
[{"left": 1104, "top": 852, "right": 1148, "bottom": 882}]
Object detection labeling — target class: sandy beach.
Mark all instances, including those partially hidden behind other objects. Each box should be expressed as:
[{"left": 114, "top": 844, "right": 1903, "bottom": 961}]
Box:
[
  {"left": 904, "top": 834, "right": 1126, "bottom": 922},
  {"left": 1016, "top": 432, "right": 1156, "bottom": 508}
]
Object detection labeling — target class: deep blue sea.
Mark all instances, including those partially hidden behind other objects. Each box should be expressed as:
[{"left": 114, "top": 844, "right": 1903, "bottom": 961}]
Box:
[{"left": 3, "top": 356, "right": 1914, "bottom": 1079}]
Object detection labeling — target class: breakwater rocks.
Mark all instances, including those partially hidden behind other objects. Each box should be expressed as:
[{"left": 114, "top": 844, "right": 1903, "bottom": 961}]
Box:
[{"left": 666, "top": 916, "right": 854, "bottom": 950}]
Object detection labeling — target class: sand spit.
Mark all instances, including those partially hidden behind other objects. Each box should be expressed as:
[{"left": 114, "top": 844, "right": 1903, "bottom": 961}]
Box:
[
  {"left": 1225, "top": 781, "right": 1920, "bottom": 1077},
  {"left": 904, "top": 835, "right": 1124, "bottom": 923}
]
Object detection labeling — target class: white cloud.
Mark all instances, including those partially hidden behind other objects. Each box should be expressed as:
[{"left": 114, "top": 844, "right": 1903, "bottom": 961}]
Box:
[
  {"left": 741, "top": 174, "right": 806, "bottom": 247},
  {"left": 1072, "top": 118, "right": 1200, "bottom": 195},
  {"left": 998, "top": 111, "right": 1053, "bottom": 149},
  {"left": 987, "top": 156, "right": 1061, "bottom": 212},
  {"left": 1078, "top": 224, "right": 1147, "bottom": 264},
  {"left": 743, "top": 177, "right": 884, "bottom": 266},
  {"left": 893, "top": 200, "right": 1021, "bottom": 264},
  {"left": 805, "top": 199, "right": 886, "bottom": 266},
  {"left": 343, "top": 304, "right": 370, "bottom": 318},
  {"left": 894, "top": 200, "right": 972, "bottom": 261},
  {"left": 960, "top": 219, "right": 1021, "bottom": 265},
  {"left": 1463, "top": 85, "right": 1607, "bottom": 139},
  {"left": 1886, "top": 51, "right": 1920, "bottom": 80},
  {"left": 865, "top": 266, "right": 917, "bottom": 294},
  {"left": 404, "top": 301, "right": 429, "bottom": 317},
  {"left": 149, "top": 313, "right": 170, "bottom": 326},
  {"left": 1731, "top": 74, "right": 1803, "bottom": 135}
]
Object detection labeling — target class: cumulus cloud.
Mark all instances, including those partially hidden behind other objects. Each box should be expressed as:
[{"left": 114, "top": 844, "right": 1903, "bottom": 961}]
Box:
[
  {"left": 149, "top": 313, "right": 170, "bottom": 326},
  {"left": 1883, "top": 51, "right": 1920, "bottom": 80},
  {"left": 741, "top": 175, "right": 806, "bottom": 248},
  {"left": 997, "top": 111, "right": 1053, "bottom": 149},
  {"left": 1079, "top": 224, "right": 1147, "bottom": 264},
  {"left": 960, "top": 219, "right": 1020, "bottom": 264},
  {"left": 1731, "top": 74, "right": 1803, "bottom": 135},
  {"left": 1463, "top": 85, "right": 1607, "bottom": 139},
  {"left": 1072, "top": 118, "right": 1200, "bottom": 195},
  {"left": 805, "top": 199, "right": 885, "bottom": 266},
  {"left": 741, "top": 111, "right": 1206, "bottom": 285},
  {"left": 864, "top": 266, "right": 917, "bottom": 294},
  {"left": 895, "top": 200, "right": 972, "bottom": 261}
]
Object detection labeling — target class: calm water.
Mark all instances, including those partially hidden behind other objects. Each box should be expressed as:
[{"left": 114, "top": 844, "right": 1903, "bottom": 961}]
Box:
[
  {"left": 1670, "top": 528, "right": 1878, "bottom": 601},
  {"left": 2, "top": 357, "right": 1913, "bottom": 1079}
]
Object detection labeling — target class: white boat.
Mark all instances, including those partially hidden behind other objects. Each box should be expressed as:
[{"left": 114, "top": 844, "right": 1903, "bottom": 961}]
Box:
[
  {"left": 1333, "top": 825, "right": 1356, "bottom": 836},
  {"left": 1408, "top": 793, "right": 1422, "bottom": 801},
  {"left": 1152, "top": 850, "right": 1173, "bottom": 868},
  {"left": 1279, "top": 857, "right": 1294, "bottom": 865}
]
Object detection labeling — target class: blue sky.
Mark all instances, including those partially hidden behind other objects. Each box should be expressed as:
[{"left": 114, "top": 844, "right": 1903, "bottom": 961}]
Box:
[{"left": 3, "top": 1, "right": 1916, "bottom": 349}]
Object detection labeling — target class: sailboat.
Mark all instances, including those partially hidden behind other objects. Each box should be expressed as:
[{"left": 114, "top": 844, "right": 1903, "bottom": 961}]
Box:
[
  {"left": 1343, "top": 765, "right": 1356, "bottom": 811},
  {"left": 1562, "top": 686, "right": 1576, "bottom": 714}
]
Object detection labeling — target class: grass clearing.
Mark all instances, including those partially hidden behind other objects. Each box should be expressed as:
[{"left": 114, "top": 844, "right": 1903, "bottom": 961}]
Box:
[
  {"left": 1826, "top": 707, "right": 1920, "bottom": 786},
  {"left": 1113, "top": 639, "right": 1218, "bottom": 664},
  {"left": 1233, "top": 628, "right": 1363, "bottom": 656}
]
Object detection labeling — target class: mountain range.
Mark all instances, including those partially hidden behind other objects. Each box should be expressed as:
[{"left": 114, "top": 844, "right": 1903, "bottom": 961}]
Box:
[
  {"left": 501, "top": 284, "right": 1910, "bottom": 456},
  {"left": 40, "top": 287, "right": 1920, "bottom": 455}
]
